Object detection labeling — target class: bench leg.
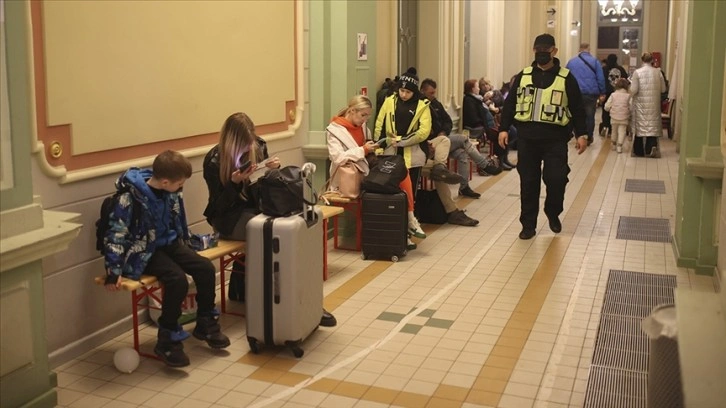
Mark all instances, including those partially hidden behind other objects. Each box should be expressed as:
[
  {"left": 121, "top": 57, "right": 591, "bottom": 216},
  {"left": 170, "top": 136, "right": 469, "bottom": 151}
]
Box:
[
  {"left": 219, "top": 252, "right": 245, "bottom": 317},
  {"left": 323, "top": 219, "right": 329, "bottom": 281},
  {"left": 131, "top": 288, "right": 161, "bottom": 361}
]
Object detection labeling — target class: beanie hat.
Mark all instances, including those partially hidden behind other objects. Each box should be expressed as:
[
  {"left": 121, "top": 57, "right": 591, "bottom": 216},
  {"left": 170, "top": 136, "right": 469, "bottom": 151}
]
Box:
[{"left": 399, "top": 67, "right": 419, "bottom": 92}]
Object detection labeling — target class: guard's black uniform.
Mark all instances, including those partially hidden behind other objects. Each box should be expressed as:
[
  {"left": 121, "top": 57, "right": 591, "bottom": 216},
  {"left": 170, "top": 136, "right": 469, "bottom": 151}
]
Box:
[{"left": 499, "top": 58, "right": 587, "bottom": 232}]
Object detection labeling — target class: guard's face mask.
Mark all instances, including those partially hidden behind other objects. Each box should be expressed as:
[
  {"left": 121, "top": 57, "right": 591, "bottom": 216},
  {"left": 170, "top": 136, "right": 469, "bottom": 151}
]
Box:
[{"left": 535, "top": 51, "right": 552, "bottom": 66}]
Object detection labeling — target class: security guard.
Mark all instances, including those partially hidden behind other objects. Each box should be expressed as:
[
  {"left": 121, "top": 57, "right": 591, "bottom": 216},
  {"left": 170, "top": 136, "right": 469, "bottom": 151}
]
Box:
[{"left": 498, "top": 34, "right": 588, "bottom": 240}]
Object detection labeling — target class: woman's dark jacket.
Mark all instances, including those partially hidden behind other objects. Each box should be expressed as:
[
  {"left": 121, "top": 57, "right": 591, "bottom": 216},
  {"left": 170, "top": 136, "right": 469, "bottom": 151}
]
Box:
[{"left": 203, "top": 137, "right": 269, "bottom": 236}]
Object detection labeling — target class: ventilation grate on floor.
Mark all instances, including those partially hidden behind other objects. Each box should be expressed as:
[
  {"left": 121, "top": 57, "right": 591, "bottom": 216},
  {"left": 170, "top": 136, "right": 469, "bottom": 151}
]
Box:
[
  {"left": 624, "top": 179, "right": 666, "bottom": 194},
  {"left": 585, "top": 366, "right": 648, "bottom": 408},
  {"left": 591, "top": 316, "right": 650, "bottom": 371},
  {"left": 584, "top": 270, "right": 677, "bottom": 408},
  {"left": 606, "top": 270, "right": 677, "bottom": 289},
  {"left": 616, "top": 216, "right": 672, "bottom": 243}
]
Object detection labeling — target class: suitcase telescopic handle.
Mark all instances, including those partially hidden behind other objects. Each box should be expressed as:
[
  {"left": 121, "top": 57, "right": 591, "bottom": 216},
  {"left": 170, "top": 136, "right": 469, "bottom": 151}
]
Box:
[{"left": 301, "top": 162, "right": 318, "bottom": 223}]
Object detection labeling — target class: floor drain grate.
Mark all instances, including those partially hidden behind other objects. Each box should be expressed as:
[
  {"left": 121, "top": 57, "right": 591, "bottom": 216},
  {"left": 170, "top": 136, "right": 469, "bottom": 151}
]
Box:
[
  {"left": 585, "top": 366, "right": 648, "bottom": 408},
  {"left": 585, "top": 270, "right": 677, "bottom": 407},
  {"left": 591, "top": 315, "right": 649, "bottom": 371},
  {"left": 616, "top": 216, "right": 672, "bottom": 243},
  {"left": 606, "top": 270, "right": 677, "bottom": 288},
  {"left": 624, "top": 179, "right": 666, "bottom": 194}
]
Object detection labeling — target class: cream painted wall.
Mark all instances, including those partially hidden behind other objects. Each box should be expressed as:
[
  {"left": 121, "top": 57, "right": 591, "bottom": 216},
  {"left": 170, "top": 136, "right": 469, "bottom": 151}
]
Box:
[
  {"left": 43, "top": 1, "right": 295, "bottom": 155},
  {"left": 417, "top": 0, "right": 439, "bottom": 84},
  {"left": 35, "top": 1, "right": 311, "bottom": 365},
  {"left": 375, "top": 0, "right": 397, "bottom": 86},
  {"left": 643, "top": 0, "right": 669, "bottom": 62}
]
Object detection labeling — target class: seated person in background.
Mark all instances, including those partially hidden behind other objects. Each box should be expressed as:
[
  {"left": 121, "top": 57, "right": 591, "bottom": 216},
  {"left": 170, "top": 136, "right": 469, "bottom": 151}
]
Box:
[
  {"left": 420, "top": 78, "right": 501, "bottom": 202},
  {"left": 462, "top": 78, "right": 516, "bottom": 171},
  {"left": 327, "top": 95, "right": 426, "bottom": 250},
  {"left": 103, "top": 150, "right": 230, "bottom": 367},
  {"left": 203, "top": 112, "right": 337, "bottom": 327}
]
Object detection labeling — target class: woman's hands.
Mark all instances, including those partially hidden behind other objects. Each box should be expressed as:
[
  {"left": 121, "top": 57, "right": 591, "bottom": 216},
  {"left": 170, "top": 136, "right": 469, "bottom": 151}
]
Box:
[
  {"left": 231, "top": 164, "right": 257, "bottom": 184},
  {"left": 265, "top": 157, "right": 281, "bottom": 169},
  {"left": 363, "top": 141, "right": 377, "bottom": 154},
  {"left": 231, "top": 157, "right": 281, "bottom": 184}
]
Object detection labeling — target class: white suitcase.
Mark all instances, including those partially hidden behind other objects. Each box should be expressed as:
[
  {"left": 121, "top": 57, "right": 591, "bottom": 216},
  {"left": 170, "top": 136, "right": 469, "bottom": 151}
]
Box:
[{"left": 245, "top": 165, "right": 323, "bottom": 357}]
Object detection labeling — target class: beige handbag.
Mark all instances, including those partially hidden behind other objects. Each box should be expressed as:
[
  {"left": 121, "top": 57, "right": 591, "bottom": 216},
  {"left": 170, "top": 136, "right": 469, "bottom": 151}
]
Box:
[{"left": 330, "top": 162, "right": 363, "bottom": 199}]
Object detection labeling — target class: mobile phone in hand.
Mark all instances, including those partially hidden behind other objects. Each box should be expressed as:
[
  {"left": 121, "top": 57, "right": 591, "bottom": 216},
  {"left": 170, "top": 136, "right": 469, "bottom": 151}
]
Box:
[{"left": 238, "top": 159, "right": 252, "bottom": 172}]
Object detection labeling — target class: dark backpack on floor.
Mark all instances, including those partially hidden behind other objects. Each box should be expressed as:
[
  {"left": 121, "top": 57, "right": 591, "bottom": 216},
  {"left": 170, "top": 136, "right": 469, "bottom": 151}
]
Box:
[{"left": 414, "top": 190, "right": 448, "bottom": 224}]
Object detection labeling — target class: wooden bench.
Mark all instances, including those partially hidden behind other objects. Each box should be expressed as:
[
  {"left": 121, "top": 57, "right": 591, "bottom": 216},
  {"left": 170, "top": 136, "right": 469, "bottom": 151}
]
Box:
[
  {"left": 94, "top": 206, "right": 343, "bottom": 357},
  {"left": 323, "top": 196, "right": 362, "bottom": 252},
  {"left": 94, "top": 239, "right": 245, "bottom": 358}
]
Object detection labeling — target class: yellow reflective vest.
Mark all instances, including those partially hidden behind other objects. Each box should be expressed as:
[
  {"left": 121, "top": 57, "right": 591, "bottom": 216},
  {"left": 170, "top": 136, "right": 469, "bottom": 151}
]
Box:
[{"left": 514, "top": 66, "right": 571, "bottom": 126}]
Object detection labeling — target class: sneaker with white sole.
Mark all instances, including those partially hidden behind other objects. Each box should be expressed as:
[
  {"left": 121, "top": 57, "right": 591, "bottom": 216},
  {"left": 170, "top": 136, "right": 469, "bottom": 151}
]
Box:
[
  {"left": 408, "top": 216, "right": 426, "bottom": 239},
  {"left": 407, "top": 238, "right": 417, "bottom": 250}
]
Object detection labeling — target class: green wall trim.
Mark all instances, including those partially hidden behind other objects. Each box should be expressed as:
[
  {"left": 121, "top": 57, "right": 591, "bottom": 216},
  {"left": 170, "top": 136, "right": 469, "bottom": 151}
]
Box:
[
  {"left": 1, "top": 0, "right": 34, "bottom": 211},
  {"left": 673, "top": 241, "right": 716, "bottom": 276},
  {"left": 674, "top": 0, "right": 726, "bottom": 269}
]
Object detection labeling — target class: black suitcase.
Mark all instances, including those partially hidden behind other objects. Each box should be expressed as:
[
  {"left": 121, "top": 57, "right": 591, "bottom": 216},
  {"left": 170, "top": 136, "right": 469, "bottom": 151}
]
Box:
[{"left": 361, "top": 191, "right": 408, "bottom": 262}]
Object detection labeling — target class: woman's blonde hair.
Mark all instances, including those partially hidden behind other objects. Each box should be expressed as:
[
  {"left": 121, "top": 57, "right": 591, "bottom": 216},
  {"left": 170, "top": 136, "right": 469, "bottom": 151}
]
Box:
[
  {"left": 336, "top": 95, "right": 373, "bottom": 117},
  {"left": 218, "top": 112, "right": 258, "bottom": 186}
]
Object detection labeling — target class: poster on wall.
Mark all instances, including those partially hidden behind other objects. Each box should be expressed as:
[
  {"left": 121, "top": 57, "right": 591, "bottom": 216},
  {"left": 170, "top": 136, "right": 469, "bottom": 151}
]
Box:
[{"left": 357, "top": 33, "right": 368, "bottom": 61}]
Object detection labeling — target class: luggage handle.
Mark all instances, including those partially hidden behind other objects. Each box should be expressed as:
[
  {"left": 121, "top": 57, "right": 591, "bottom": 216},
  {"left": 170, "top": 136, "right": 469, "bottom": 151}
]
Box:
[{"left": 301, "top": 163, "right": 318, "bottom": 224}]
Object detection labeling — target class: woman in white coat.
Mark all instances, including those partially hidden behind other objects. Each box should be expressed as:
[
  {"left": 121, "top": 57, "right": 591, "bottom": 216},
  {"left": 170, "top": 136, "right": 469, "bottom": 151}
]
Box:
[
  {"left": 630, "top": 52, "right": 667, "bottom": 157},
  {"left": 326, "top": 95, "right": 426, "bottom": 249}
]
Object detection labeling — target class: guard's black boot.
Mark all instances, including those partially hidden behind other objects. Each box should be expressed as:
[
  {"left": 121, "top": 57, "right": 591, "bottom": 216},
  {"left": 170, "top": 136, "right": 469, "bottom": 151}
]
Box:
[
  {"left": 193, "top": 311, "right": 230, "bottom": 349},
  {"left": 519, "top": 228, "right": 536, "bottom": 240},
  {"left": 155, "top": 327, "right": 190, "bottom": 367},
  {"left": 547, "top": 215, "right": 562, "bottom": 233}
]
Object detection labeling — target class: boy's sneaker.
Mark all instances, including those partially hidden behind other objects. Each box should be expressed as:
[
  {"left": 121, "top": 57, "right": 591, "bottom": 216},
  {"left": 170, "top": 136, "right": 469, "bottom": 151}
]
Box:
[
  {"left": 458, "top": 186, "right": 481, "bottom": 199},
  {"left": 155, "top": 327, "right": 190, "bottom": 367},
  {"left": 649, "top": 147, "right": 660, "bottom": 158},
  {"left": 193, "top": 311, "right": 230, "bottom": 349},
  {"left": 408, "top": 216, "right": 426, "bottom": 239},
  {"left": 430, "top": 163, "right": 464, "bottom": 184},
  {"left": 447, "top": 209, "right": 478, "bottom": 226}
]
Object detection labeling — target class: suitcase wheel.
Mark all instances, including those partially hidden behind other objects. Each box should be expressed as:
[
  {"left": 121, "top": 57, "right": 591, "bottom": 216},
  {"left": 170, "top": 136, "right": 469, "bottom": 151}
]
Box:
[
  {"left": 247, "top": 337, "right": 260, "bottom": 354},
  {"left": 391, "top": 255, "right": 399, "bottom": 262},
  {"left": 291, "top": 346, "right": 304, "bottom": 358},
  {"left": 284, "top": 340, "right": 305, "bottom": 358},
  {"left": 361, "top": 253, "right": 367, "bottom": 260}
]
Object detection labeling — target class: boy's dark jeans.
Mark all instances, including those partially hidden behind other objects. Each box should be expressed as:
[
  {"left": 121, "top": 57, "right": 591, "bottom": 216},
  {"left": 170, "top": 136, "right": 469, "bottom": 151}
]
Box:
[{"left": 146, "top": 241, "right": 216, "bottom": 331}]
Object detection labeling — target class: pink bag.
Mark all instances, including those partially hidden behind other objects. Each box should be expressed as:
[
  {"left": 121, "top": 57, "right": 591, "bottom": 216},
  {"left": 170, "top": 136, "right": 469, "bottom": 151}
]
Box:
[
  {"left": 321, "top": 162, "right": 363, "bottom": 198},
  {"left": 331, "top": 162, "right": 363, "bottom": 198}
]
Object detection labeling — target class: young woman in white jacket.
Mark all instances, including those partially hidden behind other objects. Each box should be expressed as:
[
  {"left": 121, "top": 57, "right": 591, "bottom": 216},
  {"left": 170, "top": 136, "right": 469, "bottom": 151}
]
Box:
[{"left": 326, "top": 95, "right": 426, "bottom": 249}]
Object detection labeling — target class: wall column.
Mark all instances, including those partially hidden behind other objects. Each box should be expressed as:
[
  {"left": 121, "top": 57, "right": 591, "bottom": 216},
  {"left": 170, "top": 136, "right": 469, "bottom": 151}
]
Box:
[{"left": 673, "top": 0, "right": 726, "bottom": 275}]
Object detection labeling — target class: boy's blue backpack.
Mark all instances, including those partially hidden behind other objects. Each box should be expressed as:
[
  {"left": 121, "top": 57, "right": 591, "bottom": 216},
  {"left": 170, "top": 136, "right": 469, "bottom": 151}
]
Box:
[{"left": 95, "top": 190, "right": 141, "bottom": 255}]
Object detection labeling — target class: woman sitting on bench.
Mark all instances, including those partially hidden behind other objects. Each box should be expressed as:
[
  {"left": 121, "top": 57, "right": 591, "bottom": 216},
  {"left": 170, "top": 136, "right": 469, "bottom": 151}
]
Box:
[{"left": 202, "top": 112, "right": 337, "bottom": 327}]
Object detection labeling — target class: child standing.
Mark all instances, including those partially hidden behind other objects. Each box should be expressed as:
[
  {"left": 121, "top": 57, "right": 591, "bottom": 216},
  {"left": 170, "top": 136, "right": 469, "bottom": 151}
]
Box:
[
  {"left": 104, "top": 150, "right": 230, "bottom": 367},
  {"left": 604, "top": 78, "right": 632, "bottom": 153}
]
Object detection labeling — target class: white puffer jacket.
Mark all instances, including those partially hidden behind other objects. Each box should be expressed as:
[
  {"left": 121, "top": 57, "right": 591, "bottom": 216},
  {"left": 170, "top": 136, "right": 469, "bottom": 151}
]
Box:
[
  {"left": 604, "top": 89, "right": 631, "bottom": 122},
  {"left": 630, "top": 63, "right": 666, "bottom": 137}
]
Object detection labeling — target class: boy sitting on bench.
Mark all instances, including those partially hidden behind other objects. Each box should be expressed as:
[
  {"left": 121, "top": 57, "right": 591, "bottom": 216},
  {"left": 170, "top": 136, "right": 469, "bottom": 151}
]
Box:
[{"left": 103, "top": 150, "right": 230, "bottom": 367}]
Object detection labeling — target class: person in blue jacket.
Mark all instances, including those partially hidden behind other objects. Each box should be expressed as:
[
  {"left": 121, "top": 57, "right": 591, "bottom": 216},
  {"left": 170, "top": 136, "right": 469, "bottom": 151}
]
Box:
[
  {"left": 103, "top": 150, "right": 230, "bottom": 367},
  {"left": 566, "top": 42, "right": 606, "bottom": 145}
]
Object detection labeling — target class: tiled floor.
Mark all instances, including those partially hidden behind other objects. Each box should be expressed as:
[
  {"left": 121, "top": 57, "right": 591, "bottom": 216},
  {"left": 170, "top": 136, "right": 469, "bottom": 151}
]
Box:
[{"left": 55, "top": 134, "right": 716, "bottom": 408}]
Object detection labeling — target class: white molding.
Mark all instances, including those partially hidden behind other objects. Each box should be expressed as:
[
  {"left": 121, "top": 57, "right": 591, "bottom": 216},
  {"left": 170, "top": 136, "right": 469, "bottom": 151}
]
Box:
[
  {"left": 0, "top": 209, "right": 81, "bottom": 273},
  {"left": 31, "top": 1, "right": 305, "bottom": 185}
]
